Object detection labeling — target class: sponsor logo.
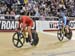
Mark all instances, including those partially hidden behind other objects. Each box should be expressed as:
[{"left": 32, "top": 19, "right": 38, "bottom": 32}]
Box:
[
  {"left": 0, "top": 20, "right": 18, "bottom": 30},
  {"left": 0, "top": 20, "right": 35, "bottom": 31},
  {"left": 49, "top": 22, "right": 58, "bottom": 28}
]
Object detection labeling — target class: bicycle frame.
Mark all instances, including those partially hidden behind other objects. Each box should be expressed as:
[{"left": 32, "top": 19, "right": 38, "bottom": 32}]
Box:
[
  {"left": 21, "top": 27, "right": 28, "bottom": 38},
  {"left": 61, "top": 26, "right": 65, "bottom": 34},
  {"left": 17, "top": 26, "right": 28, "bottom": 39},
  {"left": 22, "top": 31, "right": 28, "bottom": 38}
]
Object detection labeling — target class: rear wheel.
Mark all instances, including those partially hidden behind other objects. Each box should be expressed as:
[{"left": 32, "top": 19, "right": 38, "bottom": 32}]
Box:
[
  {"left": 65, "top": 28, "right": 72, "bottom": 40},
  {"left": 28, "top": 31, "right": 39, "bottom": 46},
  {"left": 12, "top": 32, "right": 25, "bottom": 48}
]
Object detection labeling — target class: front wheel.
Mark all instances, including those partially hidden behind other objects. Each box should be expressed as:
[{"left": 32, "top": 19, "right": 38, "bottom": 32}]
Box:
[
  {"left": 12, "top": 32, "right": 25, "bottom": 48},
  {"left": 57, "top": 30, "right": 64, "bottom": 41}
]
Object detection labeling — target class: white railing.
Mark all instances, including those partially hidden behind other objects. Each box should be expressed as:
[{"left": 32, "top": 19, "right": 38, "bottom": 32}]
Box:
[{"left": 0, "top": 14, "right": 75, "bottom": 20}]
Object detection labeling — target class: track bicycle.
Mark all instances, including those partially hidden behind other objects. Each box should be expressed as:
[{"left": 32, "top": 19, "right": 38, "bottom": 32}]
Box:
[
  {"left": 12, "top": 27, "right": 39, "bottom": 48},
  {"left": 57, "top": 24, "right": 72, "bottom": 41}
]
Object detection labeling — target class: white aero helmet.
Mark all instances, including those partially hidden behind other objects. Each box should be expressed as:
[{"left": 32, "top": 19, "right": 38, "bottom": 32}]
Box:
[{"left": 15, "top": 15, "right": 20, "bottom": 20}]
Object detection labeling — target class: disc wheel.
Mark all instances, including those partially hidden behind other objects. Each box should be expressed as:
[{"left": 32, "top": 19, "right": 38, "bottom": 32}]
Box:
[{"left": 28, "top": 31, "right": 39, "bottom": 46}]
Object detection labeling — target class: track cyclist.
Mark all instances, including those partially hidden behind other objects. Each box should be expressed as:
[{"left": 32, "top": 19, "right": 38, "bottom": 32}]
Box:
[
  {"left": 16, "top": 15, "right": 34, "bottom": 44},
  {"left": 58, "top": 12, "right": 70, "bottom": 34}
]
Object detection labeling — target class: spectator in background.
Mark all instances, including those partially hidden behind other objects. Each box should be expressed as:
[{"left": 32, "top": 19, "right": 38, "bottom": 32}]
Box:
[
  {"left": 0, "top": 2, "right": 7, "bottom": 14},
  {"left": 34, "top": 4, "right": 39, "bottom": 16},
  {"left": 10, "top": 8, "right": 16, "bottom": 19},
  {"left": 0, "top": 0, "right": 75, "bottom": 17},
  {"left": 5, "top": 11, "right": 10, "bottom": 19},
  {"left": 40, "top": 13, "right": 46, "bottom": 20},
  {"left": 5, "top": 0, "right": 12, "bottom": 10},
  {"left": 10, "top": 9, "right": 16, "bottom": 15},
  {"left": 20, "top": 6, "right": 25, "bottom": 15},
  {"left": 6, "top": 8, "right": 11, "bottom": 14}
]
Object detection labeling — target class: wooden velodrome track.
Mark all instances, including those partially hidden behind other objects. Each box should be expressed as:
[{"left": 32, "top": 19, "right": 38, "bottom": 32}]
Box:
[{"left": 0, "top": 31, "right": 75, "bottom": 56}]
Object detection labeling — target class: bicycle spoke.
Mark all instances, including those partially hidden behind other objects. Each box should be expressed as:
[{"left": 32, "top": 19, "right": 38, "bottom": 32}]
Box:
[
  {"left": 16, "top": 40, "right": 19, "bottom": 46},
  {"left": 15, "top": 33, "right": 22, "bottom": 46},
  {"left": 12, "top": 32, "right": 25, "bottom": 48},
  {"left": 18, "top": 39, "right": 23, "bottom": 45},
  {"left": 14, "top": 33, "right": 19, "bottom": 41},
  {"left": 17, "top": 33, "right": 23, "bottom": 44},
  {"left": 13, "top": 38, "right": 18, "bottom": 40}
]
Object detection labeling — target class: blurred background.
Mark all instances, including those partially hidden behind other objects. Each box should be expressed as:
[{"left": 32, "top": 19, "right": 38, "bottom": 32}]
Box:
[
  {"left": 0, "top": 0, "right": 75, "bottom": 31},
  {"left": 0, "top": 0, "right": 75, "bottom": 17}
]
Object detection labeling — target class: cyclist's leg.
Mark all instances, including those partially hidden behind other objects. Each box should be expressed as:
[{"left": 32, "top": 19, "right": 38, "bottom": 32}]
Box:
[
  {"left": 27, "top": 26, "right": 33, "bottom": 42},
  {"left": 22, "top": 28, "right": 26, "bottom": 37},
  {"left": 65, "top": 25, "right": 69, "bottom": 33},
  {"left": 27, "top": 21, "right": 33, "bottom": 43},
  {"left": 65, "top": 20, "right": 69, "bottom": 33},
  {"left": 63, "top": 17, "right": 69, "bottom": 33},
  {"left": 61, "top": 20, "right": 65, "bottom": 33}
]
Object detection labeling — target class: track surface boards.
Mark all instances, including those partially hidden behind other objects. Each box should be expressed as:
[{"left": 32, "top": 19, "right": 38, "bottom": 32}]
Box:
[{"left": 0, "top": 31, "right": 75, "bottom": 56}]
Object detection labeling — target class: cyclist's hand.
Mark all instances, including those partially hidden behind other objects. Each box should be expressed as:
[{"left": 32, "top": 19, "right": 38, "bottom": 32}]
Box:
[
  {"left": 21, "top": 24, "right": 26, "bottom": 28},
  {"left": 15, "top": 28, "right": 18, "bottom": 32},
  {"left": 21, "top": 24, "right": 27, "bottom": 31},
  {"left": 15, "top": 27, "right": 21, "bottom": 32}
]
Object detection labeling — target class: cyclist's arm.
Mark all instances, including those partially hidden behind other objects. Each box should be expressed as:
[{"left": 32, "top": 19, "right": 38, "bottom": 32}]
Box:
[
  {"left": 15, "top": 21, "right": 21, "bottom": 31},
  {"left": 18, "top": 21, "right": 21, "bottom": 28}
]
